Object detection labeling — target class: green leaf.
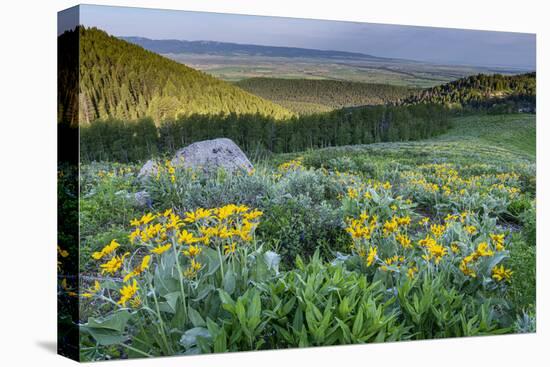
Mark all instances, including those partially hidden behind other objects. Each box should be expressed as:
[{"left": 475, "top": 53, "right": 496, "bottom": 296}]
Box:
[
  {"left": 193, "top": 284, "right": 215, "bottom": 302},
  {"left": 163, "top": 292, "right": 180, "bottom": 313},
  {"left": 82, "top": 310, "right": 131, "bottom": 346},
  {"left": 188, "top": 306, "right": 206, "bottom": 327},
  {"left": 352, "top": 308, "right": 364, "bottom": 337},
  {"left": 213, "top": 328, "right": 227, "bottom": 353},
  {"left": 180, "top": 327, "right": 211, "bottom": 349},
  {"left": 223, "top": 269, "right": 236, "bottom": 295}
]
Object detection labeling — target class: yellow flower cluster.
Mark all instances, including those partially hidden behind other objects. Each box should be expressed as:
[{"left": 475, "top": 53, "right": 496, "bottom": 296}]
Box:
[
  {"left": 491, "top": 265, "right": 513, "bottom": 282},
  {"left": 92, "top": 239, "right": 120, "bottom": 260},
  {"left": 118, "top": 279, "right": 139, "bottom": 306},
  {"left": 89, "top": 204, "right": 264, "bottom": 307},
  {"left": 278, "top": 157, "right": 304, "bottom": 172},
  {"left": 459, "top": 242, "right": 498, "bottom": 278},
  {"left": 345, "top": 211, "right": 378, "bottom": 240},
  {"left": 401, "top": 163, "right": 522, "bottom": 201},
  {"left": 343, "top": 183, "right": 512, "bottom": 284}
]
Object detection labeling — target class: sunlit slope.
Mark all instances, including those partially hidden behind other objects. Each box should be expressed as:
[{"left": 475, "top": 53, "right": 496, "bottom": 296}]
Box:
[{"left": 65, "top": 27, "right": 294, "bottom": 124}]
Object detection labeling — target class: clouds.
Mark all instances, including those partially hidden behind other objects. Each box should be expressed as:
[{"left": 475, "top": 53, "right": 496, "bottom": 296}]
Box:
[{"left": 78, "top": 4, "right": 535, "bottom": 69}]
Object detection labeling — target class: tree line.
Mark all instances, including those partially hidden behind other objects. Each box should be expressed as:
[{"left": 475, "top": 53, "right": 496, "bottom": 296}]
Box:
[
  {"left": 403, "top": 72, "right": 536, "bottom": 112},
  {"left": 80, "top": 103, "right": 450, "bottom": 162}
]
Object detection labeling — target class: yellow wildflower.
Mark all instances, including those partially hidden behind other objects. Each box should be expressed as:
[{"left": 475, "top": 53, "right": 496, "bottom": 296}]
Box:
[
  {"left": 57, "top": 245, "right": 69, "bottom": 258},
  {"left": 474, "top": 242, "right": 494, "bottom": 258},
  {"left": 397, "top": 216, "right": 411, "bottom": 226},
  {"left": 92, "top": 240, "right": 120, "bottom": 260},
  {"left": 451, "top": 243, "right": 460, "bottom": 254},
  {"left": 129, "top": 228, "right": 141, "bottom": 244},
  {"left": 243, "top": 209, "right": 263, "bottom": 221},
  {"left": 490, "top": 233, "right": 505, "bottom": 251},
  {"left": 184, "top": 208, "right": 212, "bottom": 223},
  {"left": 183, "top": 244, "right": 202, "bottom": 258},
  {"left": 366, "top": 246, "right": 377, "bottom": 266},
  {"left": 81, "top": 281, "right": 101, "bottom": 298},
  {"left": 383, "top": 219, "right": 398, "bottom": 236},
  {"left": 151, "top": 243, "right": 172, "bottom": 255},
  {"left": 183, "top": 259, "right": 202, "bottom": 278},
  {"left": 464, "top": 225, "right": 477, "bottom": 235},
  {"left": 492, "top": 265, "right": 513, "bottom": 282},
  {"left": 140, "top": 213, "right": 156, "bottom": 225},
  {"left": 426, "top": 242, "right": 447, "bottom": 264},
  {"left": 347, "top": 187, "right": 358, "bottom": 199},
  {"left": 430, "top": 224, "right": 446, "bottom": 238},
  {"left": 118, "top": 279, "right": 139, "bottom": 306},
  {"left": 123, "top": 255, "right": 151, "bottom": 282},
  {"left": 224, "top": 243, "right": 237, "bottom": 255},
  {"left": 407, "top": 266, "right": 418, "bottom": 279},
  {"left": 100, "top": 253, "right": 128, "bottom": 275},
  {"left": 178, "top": 229, "right": 197, "bottom": 244},
  {"left": 396, "top": 233, "right": 412, "bottom": 249}
]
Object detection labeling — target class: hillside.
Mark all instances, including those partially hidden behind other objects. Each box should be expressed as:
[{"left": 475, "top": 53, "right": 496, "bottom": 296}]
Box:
[
  {"left": 234, "top": 78, "right": 415, "bottom": 114},
  {"left": 65, "top": 27, "right": 294, "bottom": 124},
  {"left": 403, "top": 73, "right": 536, "bottom": 111},
  {"left": 434, "top": 113, "right": 535, "bottom": 157},
  {"left": 273, "top": 114, "right": 535, "bottom": 172}
]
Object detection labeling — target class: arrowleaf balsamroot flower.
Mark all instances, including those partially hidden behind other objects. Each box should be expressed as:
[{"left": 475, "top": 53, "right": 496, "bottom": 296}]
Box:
[
  {"left": 492, "top": 265, "right": 513, "bottom": 282},
  {"left": 92, "top": 239, "right": 120, "bottom": 260},
  {"left": 366, "top": 246, "right": 377, "bottom": 266},
  {"left": 123, "top": 255, "right": 151, "bottom": 282},
  {"left": 118, "top": 279, "right": 139, "bottom": 306},
  {"left": 151, "top": 243, "right": 171, "bottom": 255},
  {"left": 82, "top": 281, "right": 101, "bottom": 298},
  {"left": 490, "top": 233, "right": 506, "bottom": 251},
  {"left": 182, "top": 244, "right": 202, "bottom": 258},
  {"left": 396, "top": 233, "right": 412, "bottom": 249},
  {"left": 430, "top": 224, "right": 446, "bottom": 238},
  {"left": 100, "top": 252, "right": 129, "bottom": 275}
]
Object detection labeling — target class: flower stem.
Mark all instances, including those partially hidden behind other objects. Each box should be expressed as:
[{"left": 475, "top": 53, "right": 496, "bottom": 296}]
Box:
[
  {"left": 171, "top": 237, "right": 188, "bottom": 323},
  {"left": 118, "top": 343, "right": 154, "bottom": 358},
  {"left": 218, "top": 245, "right": 225, "bottom": 283}
]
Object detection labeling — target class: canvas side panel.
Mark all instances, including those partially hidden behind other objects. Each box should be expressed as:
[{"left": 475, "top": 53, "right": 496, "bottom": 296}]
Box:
[{"left": 57, "top": 5, "right": 80, "bottom": 362}]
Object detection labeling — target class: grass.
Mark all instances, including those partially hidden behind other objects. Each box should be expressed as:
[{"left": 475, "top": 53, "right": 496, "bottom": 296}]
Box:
[
  {"left": 269, "top": 113, "right": 536, "bottom": 170},
  {"left": 435, "top": 114, "right": 536, "bottom": 158}
]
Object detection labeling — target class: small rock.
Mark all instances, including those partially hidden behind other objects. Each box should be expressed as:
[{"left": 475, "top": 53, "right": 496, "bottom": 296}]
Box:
[
  {"left": 138, "top": 159, "right": 159, "bottom": 180},
  {"left": 134, "top": 190, "right": 151, "bottom": 207}
]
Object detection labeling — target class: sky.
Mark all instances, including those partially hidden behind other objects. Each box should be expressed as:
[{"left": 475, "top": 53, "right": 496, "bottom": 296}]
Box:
[{"left": 61, "top": 4, "right": 536, "bottom": 69}]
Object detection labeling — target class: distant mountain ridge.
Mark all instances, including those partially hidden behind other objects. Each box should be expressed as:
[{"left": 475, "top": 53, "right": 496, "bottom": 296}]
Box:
[{"left": 120, "top": 36, "right": 392, "bottom": 61}]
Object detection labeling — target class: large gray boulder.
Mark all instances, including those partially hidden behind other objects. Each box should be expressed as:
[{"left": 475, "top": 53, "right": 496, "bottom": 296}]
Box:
[{"left": 171, "top": 138, "right": 253, "bottom": 173}]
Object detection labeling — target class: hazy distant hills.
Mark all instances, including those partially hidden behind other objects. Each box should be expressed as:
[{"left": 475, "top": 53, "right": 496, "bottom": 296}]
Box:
[
  {"left": 120, "top": 36, "right": 390, "bottom": 61},
  {"left": 60, "top": 27, "right": 294, "bottom": 125},
  {"left": 120, "top": 36, "right": 529, "bottom": 88}
]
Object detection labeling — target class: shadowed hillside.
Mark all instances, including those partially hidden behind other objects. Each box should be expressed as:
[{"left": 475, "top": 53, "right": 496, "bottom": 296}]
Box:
[{"left": 235, "top": 78, "right": 415, "bottom": 114}]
